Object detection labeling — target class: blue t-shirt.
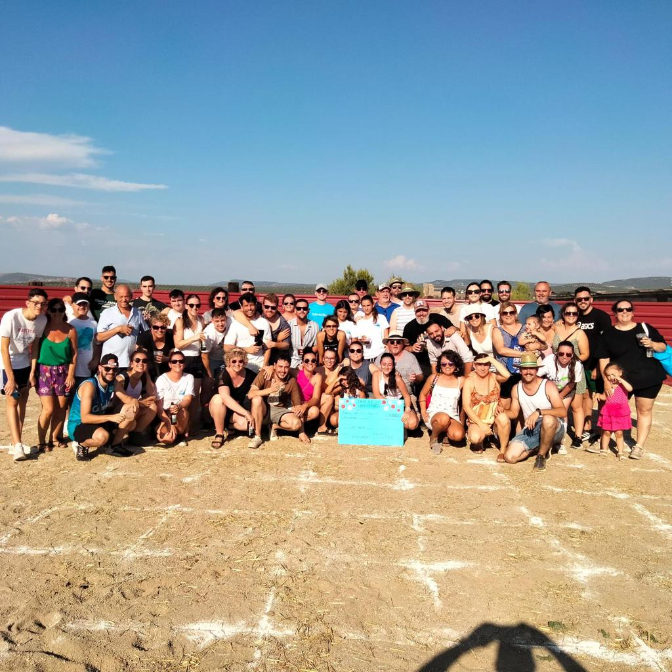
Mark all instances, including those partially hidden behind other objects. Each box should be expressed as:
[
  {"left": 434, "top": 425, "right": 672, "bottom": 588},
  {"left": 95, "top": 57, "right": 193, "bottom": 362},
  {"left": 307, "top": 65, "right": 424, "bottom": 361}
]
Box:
[
  {"left": 375, "top": 303, "right": 399, "bottom": 322},
  {"left": 308, "top": 301, "right": 335, "bottom": 327}
]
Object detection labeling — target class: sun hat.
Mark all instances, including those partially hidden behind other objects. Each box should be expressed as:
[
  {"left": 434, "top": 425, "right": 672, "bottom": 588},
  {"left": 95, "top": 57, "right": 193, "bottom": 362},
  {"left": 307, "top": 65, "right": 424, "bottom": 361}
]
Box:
[
  {"left": 463, "top": 304, "right": 486, "bottom": 319},
  {"left": 383, "top": 330, "right": 409, "bottom": 344},
  {"left": 518, "top": 352, "right": 541, "bottom": 368}
]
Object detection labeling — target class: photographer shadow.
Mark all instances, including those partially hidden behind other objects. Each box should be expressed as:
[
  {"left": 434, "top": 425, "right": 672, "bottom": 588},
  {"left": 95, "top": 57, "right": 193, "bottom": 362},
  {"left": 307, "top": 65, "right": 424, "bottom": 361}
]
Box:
[{"left": 417, "top": 622, "right": 588, "bottom": 672}]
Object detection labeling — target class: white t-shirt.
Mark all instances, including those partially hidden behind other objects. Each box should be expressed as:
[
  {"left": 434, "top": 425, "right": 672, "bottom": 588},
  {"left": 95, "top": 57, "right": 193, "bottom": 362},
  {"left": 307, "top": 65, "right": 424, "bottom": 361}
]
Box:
[
  {"left": 338, "top": 320, "right": 357, "bottom": 344},
  {"left": 224, "top": 316, "right": 271, "bottom": 372},
  {"left": 167, "top": 308, "right": 182, "bottom": 329},
  {"left": 353, "top": 314, "right": 389, "bottom": 360},
  {"left": 69, "top": 316, "right": 98, "bottom": 377},
  {"left": 155, "top": 372, "right": 195, "bottom": 406},
  {"left": 459, "top": 302, "right": 496, "bottom": 324},
  {"left": 204, "top": 320, "right": 229, "bottom": 359},
  {"left": 0, "top": 308, "right": 47, "bottom": 371},
  {"left": 538, "top": 354, "right": 584, "bottom": 394}
]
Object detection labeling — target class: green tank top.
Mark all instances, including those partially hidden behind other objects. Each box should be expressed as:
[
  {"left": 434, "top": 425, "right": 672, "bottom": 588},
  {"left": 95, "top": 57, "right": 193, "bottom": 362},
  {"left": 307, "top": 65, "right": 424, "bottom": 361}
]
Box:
[{"left": 38, "top": 336, "right": 73, "bottom": 366}]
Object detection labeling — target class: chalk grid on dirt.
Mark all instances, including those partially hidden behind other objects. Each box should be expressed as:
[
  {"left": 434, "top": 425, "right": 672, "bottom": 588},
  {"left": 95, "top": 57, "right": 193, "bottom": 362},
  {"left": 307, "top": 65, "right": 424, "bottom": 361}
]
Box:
[{"left": 1, "top": 390, "right": 672, "bottom": 671}]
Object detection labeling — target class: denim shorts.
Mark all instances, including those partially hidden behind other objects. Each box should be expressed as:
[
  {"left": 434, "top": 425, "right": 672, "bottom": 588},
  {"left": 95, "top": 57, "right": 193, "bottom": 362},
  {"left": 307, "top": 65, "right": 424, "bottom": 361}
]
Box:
[{"left": 512, "top": 417, "right": 565, "bottom": 452}]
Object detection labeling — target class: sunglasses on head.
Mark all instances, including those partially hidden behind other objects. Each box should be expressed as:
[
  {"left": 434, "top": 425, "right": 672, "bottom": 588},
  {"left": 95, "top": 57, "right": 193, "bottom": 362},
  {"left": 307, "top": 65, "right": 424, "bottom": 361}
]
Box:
[
  {"left": 170, "top": 359, "right": 185, "bottom": 365},
  {"left": 133, "top": 357, "right": 148, "bottom": 364},
  {"left": 616, "top": 307, "right": 633, "bottom": 313},
  {"left": 151, "top": 325, "right": 167, "bottom": 330}
]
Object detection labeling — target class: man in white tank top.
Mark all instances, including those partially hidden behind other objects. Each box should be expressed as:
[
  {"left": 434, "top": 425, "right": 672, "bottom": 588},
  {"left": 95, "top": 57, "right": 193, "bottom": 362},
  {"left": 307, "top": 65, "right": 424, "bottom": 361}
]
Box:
[{"left": 499, "top": 353, "right": 567, "bottom": 471}]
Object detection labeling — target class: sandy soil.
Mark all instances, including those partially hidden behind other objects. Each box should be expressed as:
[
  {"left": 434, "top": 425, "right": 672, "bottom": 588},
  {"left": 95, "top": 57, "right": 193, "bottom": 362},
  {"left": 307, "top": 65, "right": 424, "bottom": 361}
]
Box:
[{"left": 1, "top": 388, "right": 672, "bottom": 672}]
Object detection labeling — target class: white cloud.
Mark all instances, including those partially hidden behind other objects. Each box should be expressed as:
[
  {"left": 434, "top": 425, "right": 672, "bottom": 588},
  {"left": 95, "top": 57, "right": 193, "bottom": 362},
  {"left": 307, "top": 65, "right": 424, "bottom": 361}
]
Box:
[
  {"left": 0, "top": 126, "right": 108, "bottom": 168},
  {"left": 0, "top": 212, "right": 106, "bottom": 233},
  {"left": 0, "top": 172, "right": 167, "bottom": 192},
  {"left": 383, "top": 255, "right": 423, "bottom": 271},
  {"left": 0, "top": 194, "right": 86, "bottom": 207},
  {"left": 539, "top": 238, "right": 608, "bottom": 272}
]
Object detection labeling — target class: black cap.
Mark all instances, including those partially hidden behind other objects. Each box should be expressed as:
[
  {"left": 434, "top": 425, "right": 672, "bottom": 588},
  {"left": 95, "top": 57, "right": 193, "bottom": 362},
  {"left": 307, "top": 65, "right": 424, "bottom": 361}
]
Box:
[{"left": 72, "top": 292, "right": 90, "bottom": 305}]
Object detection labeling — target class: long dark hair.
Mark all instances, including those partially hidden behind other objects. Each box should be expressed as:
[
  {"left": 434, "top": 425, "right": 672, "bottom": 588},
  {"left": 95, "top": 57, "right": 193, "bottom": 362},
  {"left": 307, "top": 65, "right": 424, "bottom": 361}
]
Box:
[
  {"left": 339, "top": 366, "right": 366, "bottom": 396},
  {"left": 555, "top": 340, "right": 579, "bottom": 385},
  {"left": 46, "top": 298, "right": 66, "bottom": 324},
  {"left": 335, "top": 299, "right": 355, "bottom": 323},
  {"left": 379, "top": 353, "right": 399, "bottom": 396},
  {"left": 181, "top": 294, "right": 201, "bottom": 331},
  {"left": 208, "top": 286, "right": 229, "bottom": 310},
  {"left": 361, "top": 294, "right": 379, "bottom": 324}
]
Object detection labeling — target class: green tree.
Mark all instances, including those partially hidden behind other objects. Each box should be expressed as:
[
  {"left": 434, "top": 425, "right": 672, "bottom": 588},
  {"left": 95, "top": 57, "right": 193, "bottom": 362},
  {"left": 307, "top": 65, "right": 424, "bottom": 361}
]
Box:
[
  {"left": 329, "top": 265, "right": 375, "bottom": 296},
  {"left": 511, "top": 282, "right": 532, "bottom": 301}
]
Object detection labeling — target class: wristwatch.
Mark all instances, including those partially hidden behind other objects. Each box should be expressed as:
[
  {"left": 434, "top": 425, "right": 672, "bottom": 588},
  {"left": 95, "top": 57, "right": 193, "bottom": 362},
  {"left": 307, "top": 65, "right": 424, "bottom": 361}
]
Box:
[{"left": 535, "top": 408, "right": 542, "bottom": 416}]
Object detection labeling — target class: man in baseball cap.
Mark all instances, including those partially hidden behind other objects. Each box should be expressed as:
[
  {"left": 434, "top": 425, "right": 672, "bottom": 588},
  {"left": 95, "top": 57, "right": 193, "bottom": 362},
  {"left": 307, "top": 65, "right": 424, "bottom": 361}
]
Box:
[
  {"left": 308, "top": 282, "right": 334, "bottom": 325},
  {"left": 375, "top": 283, "right": 399, "bottom": 322},
  {"left": 401, "top": 299, "right": 452, "bottom": 378}
]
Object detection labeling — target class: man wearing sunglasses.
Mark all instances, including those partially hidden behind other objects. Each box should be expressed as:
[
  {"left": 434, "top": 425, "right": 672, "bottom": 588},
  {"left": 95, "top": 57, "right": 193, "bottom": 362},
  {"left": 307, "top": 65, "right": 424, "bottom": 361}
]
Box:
[
  {"left": 90, "top": 265, "right": 118, "bottom": 321},
  {"left": 1, "top": 288, "right": 49, "bottom": 461},
  {"left": 96, "top": 284, "right": 145, "bottom": 372},
  {"left": 258, "top": 293, "right": 291, "bottom": 365},
  {"left": 389, "top": 278, "right": 404, "bottom": 305},
  {"left": 518, "top": 281, "right": 561, "bottom": 324},
  {"left": 341, "top": 341, "right": 377, "bottom": 396},
  {"left": 574, "top": 286, "right": 614, "bottom": 441},
  {"left": 288, "top": 299, "right": 319, "bottom": 368},
  {"left": 68, "top": 293, "right": 98, "bottom": 385},
  {"left": 64, "top": 276, "right": 94, "bottom": 321},
  {"left": 67, "top": 354, "right": 135, "bottom": 461}
]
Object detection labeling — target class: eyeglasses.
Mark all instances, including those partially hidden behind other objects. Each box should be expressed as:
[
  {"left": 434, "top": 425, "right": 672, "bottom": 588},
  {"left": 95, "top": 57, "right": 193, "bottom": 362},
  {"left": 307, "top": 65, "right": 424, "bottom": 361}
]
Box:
[
  {"left": 575, "top": 296, "right": 591, "bottom": 302},
  {"left": 616, "top": 307, "right": 633, "bottom": 313},
  {"left": 558, "top": 352, "right": 573, "bottom": 357},
  {"left": 263, "top": 304, "right": 277, "bottom": 310},
  {"left": 296, "top": 306, "right": 308, "bottom": 311},
  {"left": 466, "top": 314, "right": 483, "bottom": 321},
  {"left": 481, "top": 288, "right": 493, "bottom": 293},
  {"left": 283, "top": 301, "right": 295, "bottom": 306},
  {"left": 49, "top": 307, "right": 66, "bottom": 313},
  {"left": 467, "top": 290, "right": 481, "bottom": 295},
  {"left": 133, "top": 358, "right": 148, "bottom": 364},
  {"left": 348, "top": 300, "right": 359, "bottom": 304},
  {"left": 188, "top": 303, "right": 201, "bottom": 308},
  {"left": 501, "top": 310, "right": 516, "bottom": 316},
  {"left": 169, "top": 359, "right": 185, "bottom": 365},
  {"left": 391, "top": 284, "right": 402, "bottom": 289},
  {"left": 151, "top": 325, "right": 167, "bottom": 330},
  {"left": 498, "top": 289, "right": 511, "bottom": 294},
  {"left": 563, "top": 311, "right": 578, "bottom": 317},
  {"left": 101, "top": 365, "right": 118, "bottom": 372},
  {"left": 29, "top": 300, "right": 47, "bottom": 308},
  {"left": 242, "top": 287, "right": 255, "bottom": 292},
  {"left": 214, "top": 295, "right": 226, "bottom": 301},
  {"left": 103, "top": 275, "right": 117, "bottom": 280},
  {"left": 316, "top": 289, "right": 327, "bottom": 294},
  {"left": 440, "top": 361, "right": 456, "bottom": 368},
  {"left": 229, "top": 359, "right": 244, "bottom": 364},
  {"left": 303, "top": 358, "right": 317, "bottom": 363},
  {"left": 325, "top": 323, "right": 337, "bottom": 328},
  {"left": 78, "top": 287, "right": 92, "bottom": 292},
  {"left": 349, "top": 348, "right": 363, "bottom": 353}
]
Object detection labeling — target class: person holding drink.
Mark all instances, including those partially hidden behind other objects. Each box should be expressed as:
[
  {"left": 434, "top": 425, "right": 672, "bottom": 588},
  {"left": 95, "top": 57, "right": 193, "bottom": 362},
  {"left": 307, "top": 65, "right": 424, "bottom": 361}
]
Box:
[{"left": 137, "top": 313, "right": 174, "bottom": 381}]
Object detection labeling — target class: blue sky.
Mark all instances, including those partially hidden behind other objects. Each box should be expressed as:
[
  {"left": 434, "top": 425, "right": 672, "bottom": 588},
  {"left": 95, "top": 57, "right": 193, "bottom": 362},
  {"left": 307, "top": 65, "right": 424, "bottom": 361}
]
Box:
[{"left": 1, "top": 1, "right": 670, "bottom": 285}]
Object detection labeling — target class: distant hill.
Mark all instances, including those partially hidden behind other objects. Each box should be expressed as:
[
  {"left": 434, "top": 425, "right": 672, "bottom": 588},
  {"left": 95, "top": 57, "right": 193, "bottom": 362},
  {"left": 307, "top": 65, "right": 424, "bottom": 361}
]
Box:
[
  {"left": 0, "top": 272, "right": 78, "bottom": 285},
  {"left": 428, "top": 277, "right": 672, "bottom": 293}
]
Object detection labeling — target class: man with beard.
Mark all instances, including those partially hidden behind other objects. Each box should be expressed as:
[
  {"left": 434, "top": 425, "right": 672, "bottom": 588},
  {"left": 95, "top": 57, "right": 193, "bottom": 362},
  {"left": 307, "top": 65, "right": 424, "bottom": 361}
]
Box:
[
  {"left": 402, "top": 300, "right": 452, "bottom": 379},
  {"left": 424, "top": 321, "right": 473, "bottom": 375}
]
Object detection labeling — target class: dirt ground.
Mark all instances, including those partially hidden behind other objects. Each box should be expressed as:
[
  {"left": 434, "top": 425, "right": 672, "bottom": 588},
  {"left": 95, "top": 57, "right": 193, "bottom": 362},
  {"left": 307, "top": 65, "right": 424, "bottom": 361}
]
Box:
[{"left": 1, "top": 388, "right": 672, "bottom": 672}]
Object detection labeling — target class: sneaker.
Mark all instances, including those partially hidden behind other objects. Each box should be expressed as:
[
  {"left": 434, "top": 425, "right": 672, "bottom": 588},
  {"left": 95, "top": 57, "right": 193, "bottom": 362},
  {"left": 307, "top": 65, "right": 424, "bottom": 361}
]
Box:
[
  {"left": 269, "top": 428, "right": 279, "bottom": 442},
  {"left": 556, "top": 443, "right": 567, "bottom": 455},
  {"left": 22, "top": 443, "right": 37, "bottom": 456},
  {"left": 585, "top": 444, "right": 601, "bottom": 454},
  {"left": 12, "top": 443, "right": 27, "bottom": 462},
  {"left": 75, "top": 444, "right": 90, "bottom": 461},
  {"left": 570, "top": 437, "right": 582, "bottom": 449},
  {"left": 430, "top": 441, "right": 442, "bottom": 455},
  {"left": 533, "top": 454, "right": 547, "bottom": 472},
  {"left": 248, "top": 435, "right": 263, "bottom": 450},
  {"left": 111, "top": 444, "right": 134, "bottom": 457},
  {"left": 630, "top": 444, "right": 643, "bottom": 460},
  {"left": 581, "top": 431, "right": 591, "bottom": 442}
]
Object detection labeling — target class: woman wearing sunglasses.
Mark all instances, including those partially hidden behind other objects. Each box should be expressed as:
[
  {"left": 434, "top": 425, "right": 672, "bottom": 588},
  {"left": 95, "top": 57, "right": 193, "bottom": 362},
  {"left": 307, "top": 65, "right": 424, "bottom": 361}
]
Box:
[
  {"left": 418, "top": 350, "right": 466, "bottom": 454},
  {"left": 203, "top": 287, "right": 230, "bottom": 324},
  {"left": 459, "top": 282, "right": 496, "bottom": 340},
  {"left": 295, "top": 347, "right": 323, "bottom": 430},
  {"left": 137, "top": 313, "right": 174, "bottom": 381},
  {"left": 492, "top": 301, "right": 525, "bottom": 409},
  {"left": 155, "top": 350, "right": 195, "bottom": 445},
  {"left": 36, "top": 298, "right": 78, "bottom": 451},
  {"left": 316, "top": 315, "right": 346, "bottom": 364},
  {"left": 462, "top": 305, "right": 504, "bottom": 378},
  {"left": 595, "top": 300, "right": 667, "bottom": 459},
  {"left": 208, "top": 348, "right": 257, "bottom": 448},
  {"left": 280, "top": 294, "right": 297, "bottom": 320},
  {"left": 372, "top": 353, "right": 418, "bottom": 431},
  {"left": 112, "top": 347, "right": 158, "bottom": 453},
  {"left": 551, "top": 302, "right": 590, "bottom": 446},
  {"left": 174, "top": 293, "right": 206, "bottom": 433}
]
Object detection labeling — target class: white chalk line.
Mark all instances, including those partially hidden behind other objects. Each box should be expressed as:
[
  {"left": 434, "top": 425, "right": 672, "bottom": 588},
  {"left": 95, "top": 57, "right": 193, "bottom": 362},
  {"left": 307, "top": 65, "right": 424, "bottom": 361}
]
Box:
[
  {"left": 0, "top": 505, "right": 62, "bottom": 545},
  {"left": 543, "top": 485, "right": 672, "bottom": 502},
  {"left": 630, "top": 503, "right": 672, "bottom": 541}
]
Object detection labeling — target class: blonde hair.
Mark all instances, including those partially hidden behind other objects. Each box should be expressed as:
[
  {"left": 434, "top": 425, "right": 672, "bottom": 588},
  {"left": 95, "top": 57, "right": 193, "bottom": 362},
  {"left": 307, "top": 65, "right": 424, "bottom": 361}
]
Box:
[{"left": 225, "top": 347, "right": 248, "bottom": 366}]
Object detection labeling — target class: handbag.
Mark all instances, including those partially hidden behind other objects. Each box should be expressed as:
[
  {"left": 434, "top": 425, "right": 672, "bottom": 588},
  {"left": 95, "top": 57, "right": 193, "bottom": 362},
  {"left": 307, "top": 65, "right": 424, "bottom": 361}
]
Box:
[
  {"left": 425, "top": 374, "right": 439, "bottom": 407},
  {"left": 641, "top": 323, "right": 672, "bottom": 376}
]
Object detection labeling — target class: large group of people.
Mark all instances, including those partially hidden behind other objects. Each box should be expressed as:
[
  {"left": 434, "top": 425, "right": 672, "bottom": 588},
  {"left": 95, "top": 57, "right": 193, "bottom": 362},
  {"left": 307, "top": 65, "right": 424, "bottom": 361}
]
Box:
[{"left": 1, "top": 268, "right": 668, "bottom": 472}]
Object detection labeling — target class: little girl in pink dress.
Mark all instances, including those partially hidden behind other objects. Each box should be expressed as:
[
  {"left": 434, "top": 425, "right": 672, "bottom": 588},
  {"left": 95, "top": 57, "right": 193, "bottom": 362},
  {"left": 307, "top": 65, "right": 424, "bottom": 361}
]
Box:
[{"left": 596, "top": 362, "right": 633, "bottom": 459}]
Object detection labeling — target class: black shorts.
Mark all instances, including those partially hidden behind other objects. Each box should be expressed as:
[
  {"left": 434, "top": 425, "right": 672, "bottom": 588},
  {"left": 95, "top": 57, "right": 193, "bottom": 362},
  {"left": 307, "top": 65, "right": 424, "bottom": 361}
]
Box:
[
  {"left": 632, "top": 383, "right": 663, "bottom": 400},
  {"left": 225, "top": 397, "right": 252, "bottom": 423},
  {"left": 73, "top": 421, "right": 118, "bottom": 443},
  {"left": 183, "top": 355, "right": 204, "bottom": 379},
  {"left": 1, "top": 366, "right": 31, "bottom": 394},
  {"left": 499, "top": 373, "right": 521, "bottom": 400}
]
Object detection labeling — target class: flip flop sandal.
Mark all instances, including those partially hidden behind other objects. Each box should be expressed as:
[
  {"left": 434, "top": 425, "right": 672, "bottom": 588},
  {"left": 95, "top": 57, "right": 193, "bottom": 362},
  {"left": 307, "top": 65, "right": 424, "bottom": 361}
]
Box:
[
  {"left": 431, "top": 441, "right": 443, "bottom": 455},
  {"left": 211, "top": 433, "right": 226, "bottom": 449}
]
